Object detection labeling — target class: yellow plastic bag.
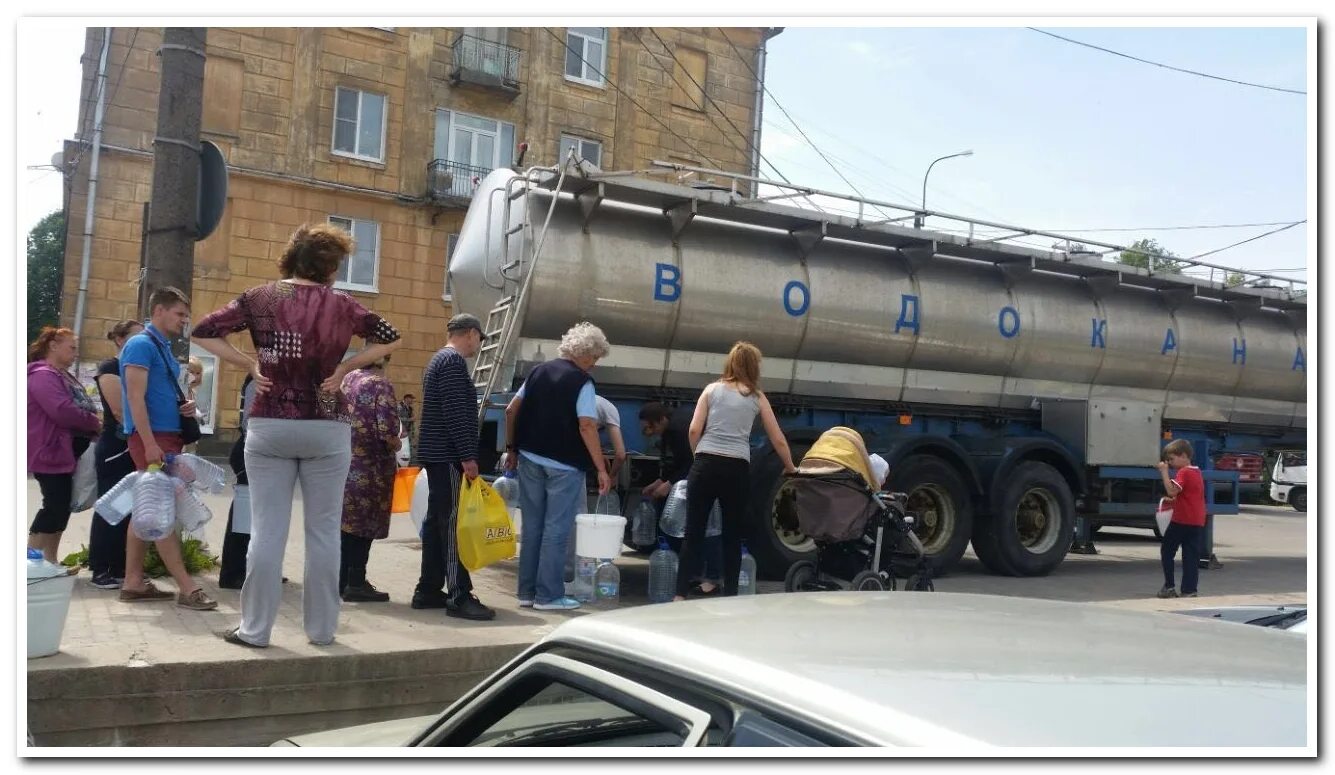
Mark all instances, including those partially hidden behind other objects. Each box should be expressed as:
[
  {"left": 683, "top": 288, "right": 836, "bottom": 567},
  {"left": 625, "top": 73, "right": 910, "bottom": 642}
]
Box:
[{"left": 456, "top": 477, "right": 517, "bottom": 572}]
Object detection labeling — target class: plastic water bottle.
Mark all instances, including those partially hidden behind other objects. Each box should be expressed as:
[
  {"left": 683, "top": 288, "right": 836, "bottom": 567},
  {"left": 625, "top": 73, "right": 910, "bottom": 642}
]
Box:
[
  {"left": 493, "top": 471, "right": 519, "bottom": 505},
  {"left": 738, "top": 541, "right": 757, "bottom": 596},
  {"left": 174, "top": 482, "right": 213, "bottom": 532},
  {"left": 660, "top": 481, "right": 688, "bottom": 538},
  {"left": 593, "top": 491, "right": 621, "bottom": 515},
  {"left": 94, "top": 471, "right": 142, "bottom": 526},
  {"left": 130, "top": 464, "right": 176, "bottom": 542},
  {"left": 594, "top": 560, "right": 620, "bottom": 607},
  {"left": 632, "top": 500, "right": 658, "bottom": 546},
  {"left": 705, "top": 501, "right": 722, "bottom": 538},
  {"left": 166, "top": 452, "right": 227, "bottom": 494},
  {"left": 572, "top": 555, "right": 597, "bottom": 603},
  {"left": 648, "top": 538, "right": 679, "bottom": 603}
]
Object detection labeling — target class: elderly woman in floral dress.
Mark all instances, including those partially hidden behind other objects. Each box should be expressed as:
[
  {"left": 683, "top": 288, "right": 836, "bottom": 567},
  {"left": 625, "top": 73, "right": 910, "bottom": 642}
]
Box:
[{"left": 338, "top": 355, "right": 401, "bottom": 602}]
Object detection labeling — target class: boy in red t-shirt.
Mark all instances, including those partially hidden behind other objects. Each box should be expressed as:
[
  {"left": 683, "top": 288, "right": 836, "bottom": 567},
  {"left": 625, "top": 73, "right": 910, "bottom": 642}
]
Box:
[{"left": 1155, "top": 439, "right": 1206, "bottom": 599}]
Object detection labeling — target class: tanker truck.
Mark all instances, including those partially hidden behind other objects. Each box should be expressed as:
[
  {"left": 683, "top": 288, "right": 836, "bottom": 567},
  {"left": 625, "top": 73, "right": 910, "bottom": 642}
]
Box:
[{"left": 449, "top": 161, "right": 1308, "bottom": 578}]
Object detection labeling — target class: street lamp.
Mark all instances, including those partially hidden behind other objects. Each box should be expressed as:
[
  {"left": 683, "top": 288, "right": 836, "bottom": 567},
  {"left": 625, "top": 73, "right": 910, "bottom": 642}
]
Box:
[{"left": 916, "top": 150, "right": 973, "bottom": 228}]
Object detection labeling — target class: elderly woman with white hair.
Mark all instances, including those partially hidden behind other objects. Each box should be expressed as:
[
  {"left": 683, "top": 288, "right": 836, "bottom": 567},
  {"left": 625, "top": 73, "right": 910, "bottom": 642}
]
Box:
[{"left": 503, "top": 322, "right": 613, "bottom": 611}]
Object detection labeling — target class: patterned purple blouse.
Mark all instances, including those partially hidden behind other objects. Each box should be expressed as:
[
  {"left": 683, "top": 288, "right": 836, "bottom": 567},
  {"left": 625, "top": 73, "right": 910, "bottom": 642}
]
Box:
[{"left": 193, "top": 281, "right": 401, "bottom": 422}]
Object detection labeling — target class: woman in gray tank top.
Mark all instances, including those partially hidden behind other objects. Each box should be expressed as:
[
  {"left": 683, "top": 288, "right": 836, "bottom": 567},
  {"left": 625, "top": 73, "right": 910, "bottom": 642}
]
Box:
[{"left": 675, "top": 342, "right": 796, "bottom": 600}]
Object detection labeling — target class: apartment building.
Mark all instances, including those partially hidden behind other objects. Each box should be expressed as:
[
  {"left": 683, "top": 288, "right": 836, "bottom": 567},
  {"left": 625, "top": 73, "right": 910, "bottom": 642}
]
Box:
[{"left": 59, "top": 25, "right": 777, "bottom": 443}]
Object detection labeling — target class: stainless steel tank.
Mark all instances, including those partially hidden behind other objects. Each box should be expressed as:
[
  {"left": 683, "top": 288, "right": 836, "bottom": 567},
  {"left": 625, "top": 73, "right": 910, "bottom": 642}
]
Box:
[{"left": 451, "top": 169, "right": 1305, "bottom": 429}]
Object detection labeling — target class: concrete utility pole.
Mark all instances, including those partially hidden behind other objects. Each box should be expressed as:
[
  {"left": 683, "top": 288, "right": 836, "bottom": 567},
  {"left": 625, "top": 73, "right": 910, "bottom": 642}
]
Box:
[{"left": 139, "top": 27, "right": 207, "bottom": 358}]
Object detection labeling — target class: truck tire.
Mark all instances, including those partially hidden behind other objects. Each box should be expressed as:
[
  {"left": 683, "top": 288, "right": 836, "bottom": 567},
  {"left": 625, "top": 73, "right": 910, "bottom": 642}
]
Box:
[
  {"left": 886, "top": 455, "right": 973, "bottom": 576},
  {"left": 746, "top": 435, "right": 819, "bottom": 580},
  {"left": 984, "top": 461, "right": 1075, "bottom": 576},
  {"left": 1290, "top": 488, "right": 1307, "bottom": 513}
]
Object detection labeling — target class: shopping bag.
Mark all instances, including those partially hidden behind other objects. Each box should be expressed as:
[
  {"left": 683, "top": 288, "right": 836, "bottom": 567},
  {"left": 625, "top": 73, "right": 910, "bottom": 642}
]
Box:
[
  {"left": 456, "top": 477, "right": 517, "bottom": 572},
  {"left": 392, "top": 466, "right": 420, "bottom": 514},
  {"left": 1155, "top": 497, "right": 1174, "bottom": 534},
  {"left": 70, "top": 444, "right": 98, "bottom": 512},
  {"left": 397, "top": 436, "right": 411, "bottom": 468}
]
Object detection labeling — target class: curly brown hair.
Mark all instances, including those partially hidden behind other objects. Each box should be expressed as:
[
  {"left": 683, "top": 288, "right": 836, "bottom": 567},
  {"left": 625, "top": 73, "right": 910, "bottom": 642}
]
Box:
[
  {"left": 28, "top": 326, "right": 75, "bottom": 362},
  {"left": 278, "top": 223, "right": 354, "bottom": 282}
]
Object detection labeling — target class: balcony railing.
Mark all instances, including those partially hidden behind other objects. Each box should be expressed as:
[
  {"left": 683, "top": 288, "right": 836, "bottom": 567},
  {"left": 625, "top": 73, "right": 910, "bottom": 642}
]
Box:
[
  {"left": 450, "top": 35, "right": 522, "bottom": 93},
  {"left": 427, "top": 159, "right": 493, "bottom": 202}
]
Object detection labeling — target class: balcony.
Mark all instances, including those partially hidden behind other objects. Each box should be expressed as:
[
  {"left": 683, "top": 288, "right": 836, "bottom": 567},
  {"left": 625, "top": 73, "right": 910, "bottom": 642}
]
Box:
[
  {"left": 427, "top": 159, "right": 493, "bottom": 204},
  {"left": 450, "top": 35, "right": 522, "bottom": 97}
]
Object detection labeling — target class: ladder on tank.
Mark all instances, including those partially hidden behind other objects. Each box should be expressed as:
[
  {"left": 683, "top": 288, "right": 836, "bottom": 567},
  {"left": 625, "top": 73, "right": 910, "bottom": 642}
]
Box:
[{"left": 470, "top": 152, "right": 579, "bottom": 421}]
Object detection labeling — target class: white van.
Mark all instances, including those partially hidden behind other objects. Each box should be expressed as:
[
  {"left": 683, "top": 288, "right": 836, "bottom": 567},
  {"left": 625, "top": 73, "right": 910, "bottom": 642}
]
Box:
[{"left": 1269, "top": 451, "right": 1307, "bottom": 512}]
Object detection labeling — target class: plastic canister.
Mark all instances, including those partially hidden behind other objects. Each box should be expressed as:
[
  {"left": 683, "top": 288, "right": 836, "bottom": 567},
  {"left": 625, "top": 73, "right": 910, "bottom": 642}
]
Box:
[
  {"left": 27, "top": 550, "right": 75, "bottom": 659},
  {"left": 574, "top": 513, "right": 627, "bottom": 559}
]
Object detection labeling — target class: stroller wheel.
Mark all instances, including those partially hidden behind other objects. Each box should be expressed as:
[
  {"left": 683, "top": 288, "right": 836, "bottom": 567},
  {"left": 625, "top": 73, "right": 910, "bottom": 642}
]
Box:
[
  {"left": 849, "top": 570, "right": 887, "bottom": 592},
  {"left": 906, "top": 573, "right": 935, "bottom": 592},
  {"left": 784, "top": 560, "right": 818, "bottom": 593}
]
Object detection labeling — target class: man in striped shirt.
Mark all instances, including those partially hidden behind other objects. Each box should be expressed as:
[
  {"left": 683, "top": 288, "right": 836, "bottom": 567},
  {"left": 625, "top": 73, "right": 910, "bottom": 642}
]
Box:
[{"left": 412, "top": 313, "right": 494, "bottom": 621}]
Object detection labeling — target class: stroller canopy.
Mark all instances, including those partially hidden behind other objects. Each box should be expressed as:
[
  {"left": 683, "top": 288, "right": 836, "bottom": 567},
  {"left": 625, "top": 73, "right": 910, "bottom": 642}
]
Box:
[{"left": 798, "top": 427, "right": 878, "bottom": 491}]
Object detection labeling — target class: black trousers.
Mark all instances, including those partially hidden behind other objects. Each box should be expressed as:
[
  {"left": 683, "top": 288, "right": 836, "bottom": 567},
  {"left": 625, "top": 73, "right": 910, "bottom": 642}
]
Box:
[
  {"left": 219, "top": 435, "right": 251, "bottom": 588},
  {"left": 32, "top": 473, "right": 75, "bottom": 535},
  {"left": 340, "top": 532, "right": 374, "bottom": 590},
  {"left": 87, "top": 435, "right": 134, "bottom": 576},
  {"left": 1161, "top": 521, "right": 1203, "bottom": 594},
  {"left": 678, "top": 454, "right": 750, "bottom": 597},
  {"left": 415, "top": 462, "right": 473, "bottom": 599}
]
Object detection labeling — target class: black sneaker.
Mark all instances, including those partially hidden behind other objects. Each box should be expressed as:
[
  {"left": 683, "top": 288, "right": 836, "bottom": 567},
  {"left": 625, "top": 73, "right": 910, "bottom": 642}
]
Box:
[
  {"left": 1156, "top": 586, "right": 1179, "bottom": 599},
  {"left": 89, "top": 572, "right": 123, "bottom": 590},
  {"left": 218, "top": 578, "right": 244, "bottom": 590},
  {"left": 411, "top": 591, "right": 451, "bottom": 610},
  {"left": 446, "top": 594, "right": 496, "bottom": 621},
  {"left": 343, "top": 582, "right": 390, "bottom": 603}
]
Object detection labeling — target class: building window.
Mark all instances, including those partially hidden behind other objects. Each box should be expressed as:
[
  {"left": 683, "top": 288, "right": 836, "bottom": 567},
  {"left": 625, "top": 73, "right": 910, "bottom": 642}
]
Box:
[
  {"left": 332, "top": 87, "right": 387, "bottom": 162},
  {"left": 558, "top": 135, "right": 602, "bottom": 167},
  {"left": 434, "top": 110, "right": 516, "bottom": 197},
  {"left": 444, "top": 233, "right": 459, "bottom": 301},
  {"left": 564, "top": 27, "right": 607, "bottom": 86},
  {"left": 328, "top": 216, "right": 380, "bottom": 292},
  {"left": 671, "top": 46, "right": 708, "bottom": 112}
]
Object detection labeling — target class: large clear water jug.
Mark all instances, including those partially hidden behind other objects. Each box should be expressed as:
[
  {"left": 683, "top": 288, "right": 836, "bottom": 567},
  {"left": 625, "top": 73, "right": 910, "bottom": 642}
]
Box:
[
  {"left": 131, "top": 465, "right": 175, "bottom": 542},
  {"left": 660, "top": 481, "right": 688, "bottom": 538},
  {"left": 594, "top": 560, "right": 620, "bottom": 608},
  {"left": 738, "top": 541, "right": 757, "bottom": 596},
  {"left": 705, "top": 501, "right": 722, "bottom": 538},
  {"left": 648, "top": 538, "right": 679, "bottom": 603},
  {"left": 94, "top": 471, "right": 141, "bottom": 526},
  {"left": 174, "top": 480, "right": 213, "bottom": 532},
  {"left": 166, "top": 452, "right": 227, "bottom": 494},
  {"left": 631, "top": 500, "right": 658, "bottom": 546},
  {"left": 572, "top": 555, "right": 597, "bottom": 603}
]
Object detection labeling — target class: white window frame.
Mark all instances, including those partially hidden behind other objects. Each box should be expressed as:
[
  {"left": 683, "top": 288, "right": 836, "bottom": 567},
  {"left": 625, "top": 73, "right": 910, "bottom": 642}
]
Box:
[
  {"left": 331, "top": 86, "right": 388, "bottom": 163},
  {"left": 435, "top": 110, "right": 515, "bottom": 171},
  {"left": 444, "top": 233, "right": 459, "bottom": 302},
  {"left": 564, "top": 27, "right": 607, "bottom": 87},
  {"left": 328, "top": 215, "right": 381, "bottom": 293},
  {"left": 558, "top": 134, "right": 602, "bottom": 167}
]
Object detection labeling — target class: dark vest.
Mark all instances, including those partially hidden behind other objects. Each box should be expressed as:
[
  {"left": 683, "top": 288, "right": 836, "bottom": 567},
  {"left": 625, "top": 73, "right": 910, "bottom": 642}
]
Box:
[{"left": 515, "top": 358, "right": 594, "bottom": 470}]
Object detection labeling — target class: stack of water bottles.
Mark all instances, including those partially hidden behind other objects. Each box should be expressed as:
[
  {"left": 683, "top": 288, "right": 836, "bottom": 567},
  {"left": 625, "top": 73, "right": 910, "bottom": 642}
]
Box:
[
  {"left": 94, "top": 452, "right": 226, "bottom": 541},
  {"left": 568, "top": 493, "right": 623, "bottom": 608}
]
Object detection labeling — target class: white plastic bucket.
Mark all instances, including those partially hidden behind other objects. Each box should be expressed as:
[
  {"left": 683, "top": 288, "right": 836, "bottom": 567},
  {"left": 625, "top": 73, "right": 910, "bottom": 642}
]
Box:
[
  {"left": 27, "top": 561, "right": 75, "bottom": 659},
  {"left": 575, "top": 514, "right": 627, "bottom": 559},
  {"left": 409, "top": 468, "right": 430, "bottom": 538}
]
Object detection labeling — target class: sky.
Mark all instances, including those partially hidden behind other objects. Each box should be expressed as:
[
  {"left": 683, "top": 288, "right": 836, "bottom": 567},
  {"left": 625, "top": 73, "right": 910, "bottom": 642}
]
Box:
[{"left": 16, "top": 22, "right": 1310, "bottom": 290}]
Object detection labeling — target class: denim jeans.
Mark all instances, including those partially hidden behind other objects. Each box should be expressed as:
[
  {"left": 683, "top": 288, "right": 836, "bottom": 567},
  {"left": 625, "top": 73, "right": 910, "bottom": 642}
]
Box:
[{"left": 517, "top": 457, "right": 587, "bottom": 604}]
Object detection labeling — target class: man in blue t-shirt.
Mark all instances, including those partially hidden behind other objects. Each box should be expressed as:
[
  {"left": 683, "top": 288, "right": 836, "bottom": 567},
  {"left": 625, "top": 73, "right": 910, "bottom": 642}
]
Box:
[{"left": 117, "top": 286, "right": 217, "bottom": 611}]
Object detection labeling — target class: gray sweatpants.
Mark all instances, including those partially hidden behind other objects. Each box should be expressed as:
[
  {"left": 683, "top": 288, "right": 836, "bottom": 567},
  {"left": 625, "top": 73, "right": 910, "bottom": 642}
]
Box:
[{"left": 239, "top": 418, "right": 352, "bottom": 646}]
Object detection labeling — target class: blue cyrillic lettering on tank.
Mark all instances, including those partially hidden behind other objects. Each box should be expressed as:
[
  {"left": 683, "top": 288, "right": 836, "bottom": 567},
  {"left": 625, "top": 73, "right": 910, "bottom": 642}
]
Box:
[
  {"left": 1232, "top": 338, "right": 1246, "bottom": 365},
  {"left": 1161, "top": 328, "right": 1177, "bottom": 355},
  {"left": 894, "top": 294, "right": 921, "bottom": 335},
  {"left": 783, "top": 280, "right": 810, "bottom": 317},
  {"left": 1090, "top": 318, "right": 1107, "bottom": 349},
  {"left": 653, "top": 263, "right": 681, "bottom": 302},
  {"left": 1293, "top": 347, "right": 1306, "bottom": 372},
  {"left": 998, "top": 306, "right": 1020, "bottom": 339}
]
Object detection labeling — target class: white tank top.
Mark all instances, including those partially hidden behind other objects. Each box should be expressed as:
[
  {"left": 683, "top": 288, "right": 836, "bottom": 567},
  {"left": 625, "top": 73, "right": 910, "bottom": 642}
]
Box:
[{"left": 694, "top": 382, "right": 761, "bottom": 461}]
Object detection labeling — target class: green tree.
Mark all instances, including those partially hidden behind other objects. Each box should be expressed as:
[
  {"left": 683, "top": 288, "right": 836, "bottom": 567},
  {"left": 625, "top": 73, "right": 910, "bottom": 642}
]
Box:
[
  {"left": 1225, "top": 271, "right": 1246, "bottom": 287},
  {"left": 1118, "top": 238, "right": 1185, "bottom": 274},
  {"left": 27, "top": 210, "right": 66, "bottom": 343}
]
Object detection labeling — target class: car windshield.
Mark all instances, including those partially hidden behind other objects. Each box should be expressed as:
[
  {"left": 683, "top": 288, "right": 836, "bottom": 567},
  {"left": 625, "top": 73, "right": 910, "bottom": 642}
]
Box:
[
  {"left": 467, "top": 682, "right": 684, "bottom": 747},
  {"left": 1280, "top": 453, "right": 1306, "bottom": 468}
]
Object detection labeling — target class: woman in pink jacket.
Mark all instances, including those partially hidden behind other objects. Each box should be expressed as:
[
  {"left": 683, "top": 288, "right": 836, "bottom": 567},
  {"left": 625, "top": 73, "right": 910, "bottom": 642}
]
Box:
[{"left": 28, "top": 326, "right": 102, "bottom": 563}]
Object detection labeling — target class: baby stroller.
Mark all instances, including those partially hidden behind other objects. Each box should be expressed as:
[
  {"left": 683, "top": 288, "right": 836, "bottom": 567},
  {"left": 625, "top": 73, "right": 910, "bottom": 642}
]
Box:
[{"left": 776, "top": 427, "right": 934, "bottom": 593}]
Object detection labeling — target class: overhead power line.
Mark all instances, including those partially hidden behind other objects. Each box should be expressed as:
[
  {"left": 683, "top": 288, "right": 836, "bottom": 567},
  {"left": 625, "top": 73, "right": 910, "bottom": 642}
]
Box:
[
  {"left": 1027, "top": 28, "right": 1306, "bottom": 96},
  {"left": 1033, "top": 220, "right": 1307, "bottom": 233},
  {"left": 542, "top": 27, "right": 722, "bottom": 170},
  {"left": 1187, "top": 221, "right": 1306, "bottom": 260}
]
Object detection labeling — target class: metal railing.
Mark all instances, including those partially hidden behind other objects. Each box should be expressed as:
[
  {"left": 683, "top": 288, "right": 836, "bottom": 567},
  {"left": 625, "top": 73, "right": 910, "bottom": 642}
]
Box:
[
  {"left": 427, "top": 159, "right": 492, "bottom": 201},
  {"left": 451, "top": 34, "right": 522, "bottom": 84}
]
